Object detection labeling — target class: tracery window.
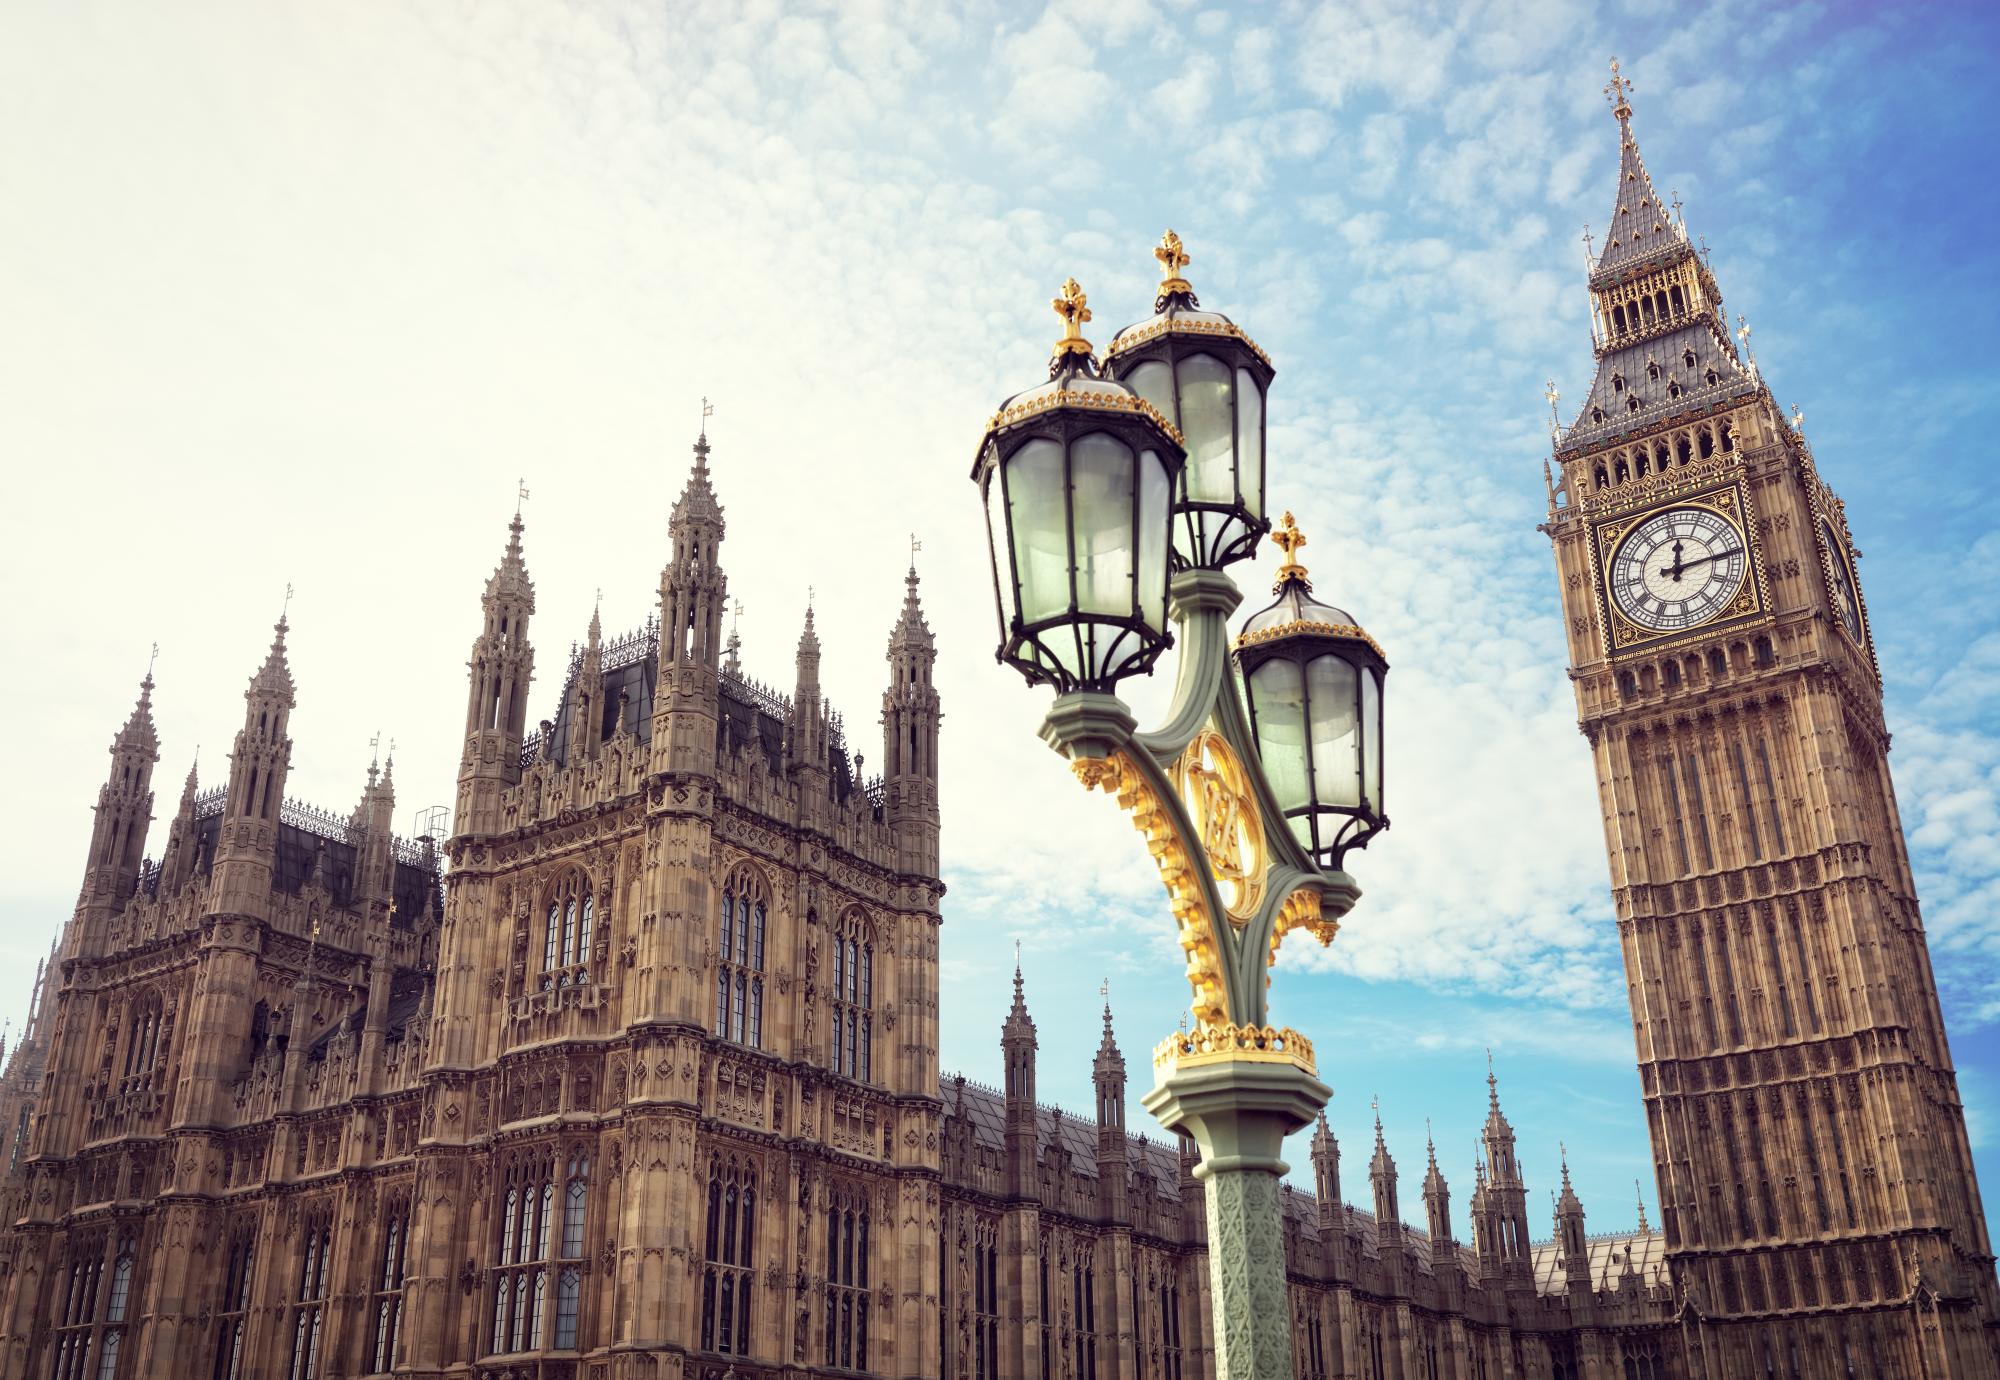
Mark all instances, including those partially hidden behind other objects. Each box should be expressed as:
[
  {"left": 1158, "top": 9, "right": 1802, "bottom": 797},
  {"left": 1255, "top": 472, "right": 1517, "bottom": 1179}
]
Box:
[
  {"left": 541, "top": 874, "right": 596, "bottom": 989},
  {"left": 491, "top": 1155, "right": 555, "bottom": 1355},
  {"left": 824, "top": 1185, "right": 870, "bottom": 1371},
  {"left": 1072, "top": 1249, "right": 1099, "bottom": 1380},
  {"left": 50, "top": 1233, "right": 105, "bottom": 1380},
  {"left": 829, "top": 911, "right": 873, "bottom": 1082},
  {"left": 972, "top": 1220, "right": 999, "bottom": 1380},
  {"left": 701, "top": 1158, "right": 756, "bottom": 1355},
  {"left": 369, "top": 1196, "right": 410, "bottom": 1374},
  {"left": 95, "top": 1240, "right": 132, "bottom": 1380},
  {"left": 1156, "top": 1265, "right": 1185, "bottom": 1380},
  {"left": 715, "top": 870, "right": 767, "bottom": 1048},
  {"left": 212, "top": 1227, "right": 256, "bottom": 1380},
  {"left": 289, "top": 1211, "right": 332, "bottom": 1380},
  {"left": 555, "top": 1152, "right": 590, "bottom": 1349}
]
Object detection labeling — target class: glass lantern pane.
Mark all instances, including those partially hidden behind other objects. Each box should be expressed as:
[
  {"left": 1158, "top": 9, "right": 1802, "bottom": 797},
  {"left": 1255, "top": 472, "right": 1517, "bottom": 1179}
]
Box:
[
  {"left": 1070, "top": 432, "right": 1135, "bottom": 616},
  {"left": 1127, "top": 360, "right": 1174, "bottom": 423},
  {"left": 984, "top": 473, "right": 1016, "bottom": 627},
  {"left": 1363, "top": 665, "right": 1383, "bottom": 811},
  {"left": 1137, "top": 450, "right": 1169, "bottom": 629},
  {"left": 1249, "top": 659, "right": 1309, "bottom": 812},
  {"left": 1174, "top": 355, "right": 1234, "bottom": 502},
  {"left": 1307, "top": 655, "right": 1361, "bottom": 809},
  {"left": 1235, "top": 368, "right": 1264, "bottom": 519},
  {"left": 1007, "top": 439, "right": 1070, "bottom": 624}
]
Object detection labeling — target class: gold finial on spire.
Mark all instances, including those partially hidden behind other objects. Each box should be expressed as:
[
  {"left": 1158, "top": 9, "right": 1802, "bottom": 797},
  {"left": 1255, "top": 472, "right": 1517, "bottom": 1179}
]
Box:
[
  {"left": 1155, "top": 228, "right": 1192, "bottom": 298},
  {"left": 1051, "top": 277, "right": 1093, "bottom": 357},
  {"left": 1605, "top": 57, "right": 1633, "bottom": 124},
  {"left": 1271, "top": 511, "right": 1310, "bottom": 590}
]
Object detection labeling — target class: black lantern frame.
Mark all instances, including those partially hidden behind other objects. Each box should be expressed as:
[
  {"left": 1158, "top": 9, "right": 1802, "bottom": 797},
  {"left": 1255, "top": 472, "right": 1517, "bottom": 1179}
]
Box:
[
  {"left": 1104, "top": 254, "right": 1275, "bottom": 573},
  {"left": 975, "top": 381, "right": 1187, "bottom": 695},
  {"left": 1234, "top": 602, "right": 1388, "bottom": 871}
]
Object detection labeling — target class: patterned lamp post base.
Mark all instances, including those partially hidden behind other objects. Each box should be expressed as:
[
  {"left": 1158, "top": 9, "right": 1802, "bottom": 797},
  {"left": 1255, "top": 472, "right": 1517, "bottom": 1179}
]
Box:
[{"left": 1144, "top": 1047, "right": 1330, "bottom": 1380}]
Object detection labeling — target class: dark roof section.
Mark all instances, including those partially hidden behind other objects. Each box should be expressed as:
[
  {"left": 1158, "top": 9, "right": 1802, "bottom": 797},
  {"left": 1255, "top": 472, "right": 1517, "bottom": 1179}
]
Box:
[
  {"left": 526, "top": 619, "right": 868, "bottom": 805},
  {"left": 1560, "top": 321, "right": 1756, "bottom": 454},
  {"left": 179, "top": 794, "right": 440, "bottom": 923},
  {"left": 1594, "top": 121, "right": 1679, "bottom": 279}
]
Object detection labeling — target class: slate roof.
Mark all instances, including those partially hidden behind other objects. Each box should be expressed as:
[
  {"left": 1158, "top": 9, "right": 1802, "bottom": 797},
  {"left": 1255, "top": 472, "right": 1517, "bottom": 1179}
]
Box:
[
  {"left": 1560, "top": 321, "right": 1758, "bottom": 453},
  {"left": 1594, "top": 122, "right": 1680, "bottom": 280}
]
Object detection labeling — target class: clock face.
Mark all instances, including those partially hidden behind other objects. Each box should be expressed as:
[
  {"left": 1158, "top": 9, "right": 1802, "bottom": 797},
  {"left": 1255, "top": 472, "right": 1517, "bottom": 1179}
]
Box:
[
  {"left": 1823, "top": 520, "right": 1863, "bottom": 642},
  {"left": 1608, "top": 505, "right": 1748, "bottom": 632}
]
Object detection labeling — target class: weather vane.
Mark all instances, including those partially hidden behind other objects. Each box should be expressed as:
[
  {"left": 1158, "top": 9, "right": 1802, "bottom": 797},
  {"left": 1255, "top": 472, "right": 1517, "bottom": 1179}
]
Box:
[
  {"left": 701, "top": 396, "right": 714, "bottom": 435},
  {"left": 147, "top": 641, "right": 159, "bottom": 680},
  {"left": 282, "top": 583, "right": 294, "bottom": 619},
  {"left": 516, "top": 479, "right": 530, "bottom": 517}
]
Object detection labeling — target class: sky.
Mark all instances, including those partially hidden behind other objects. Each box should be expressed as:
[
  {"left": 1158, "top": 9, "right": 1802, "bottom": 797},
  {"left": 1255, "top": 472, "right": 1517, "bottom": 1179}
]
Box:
[{"left": 4, "top": 0, "right": 1998, "bottom": 1241}]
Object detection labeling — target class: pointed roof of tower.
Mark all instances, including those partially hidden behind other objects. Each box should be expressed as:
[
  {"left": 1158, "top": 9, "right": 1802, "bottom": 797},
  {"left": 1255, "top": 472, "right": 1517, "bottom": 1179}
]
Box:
[
  {"left": 890, "top": 558, "right": 935, "bottom": 652},
  {"left": 1557, "top": 1144, "right": 1584, "bottom": 1216},
  {"left": 1635, "top": 1179, "right": 1651, "bottom": 1233},
  {"left": 1423, "top": 1121, "right": 1447, "bottom": 1196},
  {"left": 485, "top": 510, "right": 537, "bottom": 609},
  {"left": 1003, "top": 951, "right": 1036, "bottom": 1041},
  {"left": 1370, "top": 1100, "right": 1395, "bottom": 1178},
  {"left": 248, "top": 615, "right": 296, "bottom": 705},
  {"left": 177, "top": 757, "right": 200, "bottom": 810},
  {"left": 1093, "top": 986, "right": 1123, "bottom": 1075},
  {"left": 1594, "top": 58, "right": 1680, "bottom": 277},
  {"left": 797, "top": 602, "right": 821, "bottom": 662},
  {"left": 114, "top": 670, "right": 161, "bottom": 758},
  {"left": 672, "top": 431, "right": 725, "bottom": 529},
  {"left": 1484, "top": 1051, "right": 1515, "bottom": 1139}
]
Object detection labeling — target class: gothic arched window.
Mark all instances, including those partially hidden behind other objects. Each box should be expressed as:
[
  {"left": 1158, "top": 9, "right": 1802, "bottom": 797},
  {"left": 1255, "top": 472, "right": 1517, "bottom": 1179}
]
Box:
[
  {"left": 213, "top": 1225, "right": 257, "bottom": 1380},
  {"left": 825, "top": 1186, "right": 870, "bottom": 1370},
  {"left": 491, "top": 1154, "right": 556, "bottom": 1355},
  {"left": 700, "top": 1158, "right": 756, "bottom": 1355},
  {"left": 289, "top": 1210, "right": 333, "bottom": 1380},
  {"left": 830, "top": 912, "right": 874, "bottom": 1082},
  {"left": 555, "top": 1151, "right": 590, "bottom": 1349},
  {"left": 371, "top": 1196, "right": 410, "bottom": 1373},
  {"left": 715, "top": 869, "right": 768, "bottom": 1048},
  {"left": 541, "top": 873, "right": 595, "bottom": 990}
]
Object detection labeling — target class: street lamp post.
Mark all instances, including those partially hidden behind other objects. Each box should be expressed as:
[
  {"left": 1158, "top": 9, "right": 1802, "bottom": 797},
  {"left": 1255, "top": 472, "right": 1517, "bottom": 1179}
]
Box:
[{"left": 973, "top": 235, "right": 1389, "bottom": 1380}]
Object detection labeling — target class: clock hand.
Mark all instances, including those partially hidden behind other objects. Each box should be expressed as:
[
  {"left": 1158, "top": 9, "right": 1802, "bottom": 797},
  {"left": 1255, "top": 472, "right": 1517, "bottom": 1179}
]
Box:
[
  {"left": 1668, "top": 539, "right": 1685, "bottom": 582},
  {"left": 1675, "top": 547, "right": 1743, "bottom": 573}
]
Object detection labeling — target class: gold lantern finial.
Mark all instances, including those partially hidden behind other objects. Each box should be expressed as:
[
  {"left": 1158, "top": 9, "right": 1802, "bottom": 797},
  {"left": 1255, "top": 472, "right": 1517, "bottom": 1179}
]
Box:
[
  {"left": 1051, "top": 277, "right": 1093, "bottom": 357},
  {"left": 1272, "top": 511, "right": 1310, "bottom": 589},
  {"left": 1155, "top": 229, "right": 1192, "bottom": 297}
]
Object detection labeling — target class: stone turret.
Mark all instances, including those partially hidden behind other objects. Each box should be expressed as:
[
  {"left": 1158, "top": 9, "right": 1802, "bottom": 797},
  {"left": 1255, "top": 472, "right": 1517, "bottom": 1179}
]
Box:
[
  {"left": 1423, "top": 1124, "right": 1455, "bottom": 1271},
  {"left": 882, "top": 560, "right": 941, "bottom": 877},
  {"left": 1002, "top": 960, "right": 1037, "bottom": 1195},
  {"left": 458, "top": 512, "right": 536, "bottom": 837},
  {"left": 1556, "top": 1147, "right": 1591, "bottom": 1293},
  {"left": 1093, "top": 995, "right": 1127, "bottom": 1218},
  {"left": 1310, "top": 1111, "right": 1342, "bottom": 1233},
  {"left": 1476, "top": 1059, "right": 1535, "bottom": 1288},
  {"left": 655, "top": 432, "right": 726, "bottom": 778},
  {"left": 81, "top": 671, "right": 161, "bottom": 922},
  {"left": 1370, "top": 1104, "right": 1402, "bottom": 1253},
  {"left": 212, "top": 616, "right": 295, "bottom": 918}
]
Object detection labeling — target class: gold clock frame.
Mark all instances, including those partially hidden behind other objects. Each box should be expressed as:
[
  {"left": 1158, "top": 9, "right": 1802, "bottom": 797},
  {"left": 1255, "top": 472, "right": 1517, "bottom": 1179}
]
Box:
[{"left": 1591, "top": 481, "right": 1769, "bottom": 658}]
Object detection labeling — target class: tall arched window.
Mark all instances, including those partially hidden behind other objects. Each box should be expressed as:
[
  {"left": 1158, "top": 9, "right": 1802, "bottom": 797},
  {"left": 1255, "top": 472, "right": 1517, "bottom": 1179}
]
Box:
[
  {"left": 213, "top": 1225, "right": 256, "bottom": 1380},
  {"left": 491, "top": 1155, "right": 556, "bottom": 1355},
  {"left": 825, "top": 1186, "right": 870, "bottom": 1371},
  {"left": 555, "top": 1151, "right": 590, "bottom": 1349},
  {"left": 541, "top": 873, "right": 595, "bottom": 989},
  {"left": 289, "top": 1211, "right": 332, "bottom": 1380},
  {"left": 700, "top": 1158, "right": 756, "bottom": 1355},
  {"left": 715, "top": 870, "right": 768, "bottom": 1048},
  {"left": 370, "top": 1196, "right": 409, "bottom": 1374},
  {"left": 830, "top": 912, "right": 874, "bottom": 1082}
]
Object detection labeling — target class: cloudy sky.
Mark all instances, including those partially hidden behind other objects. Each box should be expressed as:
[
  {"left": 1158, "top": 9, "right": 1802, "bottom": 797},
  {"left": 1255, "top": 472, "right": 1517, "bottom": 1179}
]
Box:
[{"left": 5, "top": 0, "right": 1997, "bottom": 1233}]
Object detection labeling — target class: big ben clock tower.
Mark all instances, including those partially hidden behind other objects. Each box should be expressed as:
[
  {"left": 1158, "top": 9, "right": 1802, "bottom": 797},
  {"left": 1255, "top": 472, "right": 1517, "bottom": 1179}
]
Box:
[{"left": 1543, "top": 62, "right": 2000, "bottom": 1373}]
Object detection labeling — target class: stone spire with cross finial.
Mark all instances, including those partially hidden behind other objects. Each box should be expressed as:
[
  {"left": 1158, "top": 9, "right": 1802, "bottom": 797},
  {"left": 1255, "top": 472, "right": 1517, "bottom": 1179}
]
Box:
[
  {"left": 1370, "top": 1096, "right": 1404, "bottom": 1249},
  {"left": 1092, "top": 975, "right": 1126, "bottom": 1149},
  {"left": 884, "top": 532, "right": 941, "bottom": 872},
  {"left": 1002, "top": 946, "right": 1039, "bottom": 1191}
]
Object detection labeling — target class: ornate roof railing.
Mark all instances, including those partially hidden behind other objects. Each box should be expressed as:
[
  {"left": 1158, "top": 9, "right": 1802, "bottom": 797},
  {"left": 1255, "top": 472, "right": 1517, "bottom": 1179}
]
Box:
[
  {"left": 519, "top": 731, "right": 543, "bottom": 770},
  {"left": 721, "top": 667, "right": 792, "bottom": 721},
  {"left": 602, "top": 619, "right": 659, "bottom": 673},
  {"left": 193, "top": 787, "right": 227, "bottom": 820},
  {"left": 281, "top": 797, "right": 356, "bottom": 844}
]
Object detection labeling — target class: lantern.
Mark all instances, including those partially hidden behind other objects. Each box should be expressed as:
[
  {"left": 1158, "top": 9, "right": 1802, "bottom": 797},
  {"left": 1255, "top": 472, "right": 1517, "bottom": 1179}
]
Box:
[
  {"left": 1234, "top": 513, "right": 1388, "bottom": 867},
  {"left": 1103, "top": 230, "right": 1274, "bottom": 571},
  {"left": 973, "top": 278, "right": 1187, "bottom": 694}
]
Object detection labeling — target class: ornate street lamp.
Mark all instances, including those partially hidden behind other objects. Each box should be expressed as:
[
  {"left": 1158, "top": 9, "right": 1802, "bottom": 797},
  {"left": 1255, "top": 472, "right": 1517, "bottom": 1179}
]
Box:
[
  {"left": 974, "top": 277, "right": 1186, "bottom": 696},
  {"left": 1103, "top": 230, "right": 1274, "bottom": 570},
  {"left": 973, "top": 236, "right": 1389, "bottom": 1380},
  {"left": 1236, "top": 513, "right": 1389, "bottom": 868}
]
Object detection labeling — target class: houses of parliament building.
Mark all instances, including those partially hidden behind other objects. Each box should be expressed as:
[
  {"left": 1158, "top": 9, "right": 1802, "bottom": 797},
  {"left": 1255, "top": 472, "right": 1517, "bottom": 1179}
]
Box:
[{"left": 0, "top": 76, "right": 1994, "bottom": 1380}]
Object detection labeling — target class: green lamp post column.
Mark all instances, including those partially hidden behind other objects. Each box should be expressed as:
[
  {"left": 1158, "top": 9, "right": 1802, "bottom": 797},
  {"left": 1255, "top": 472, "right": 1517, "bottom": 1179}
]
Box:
[{"left": 973, "top": 238, "right": 1389, "bottom": 1380}]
